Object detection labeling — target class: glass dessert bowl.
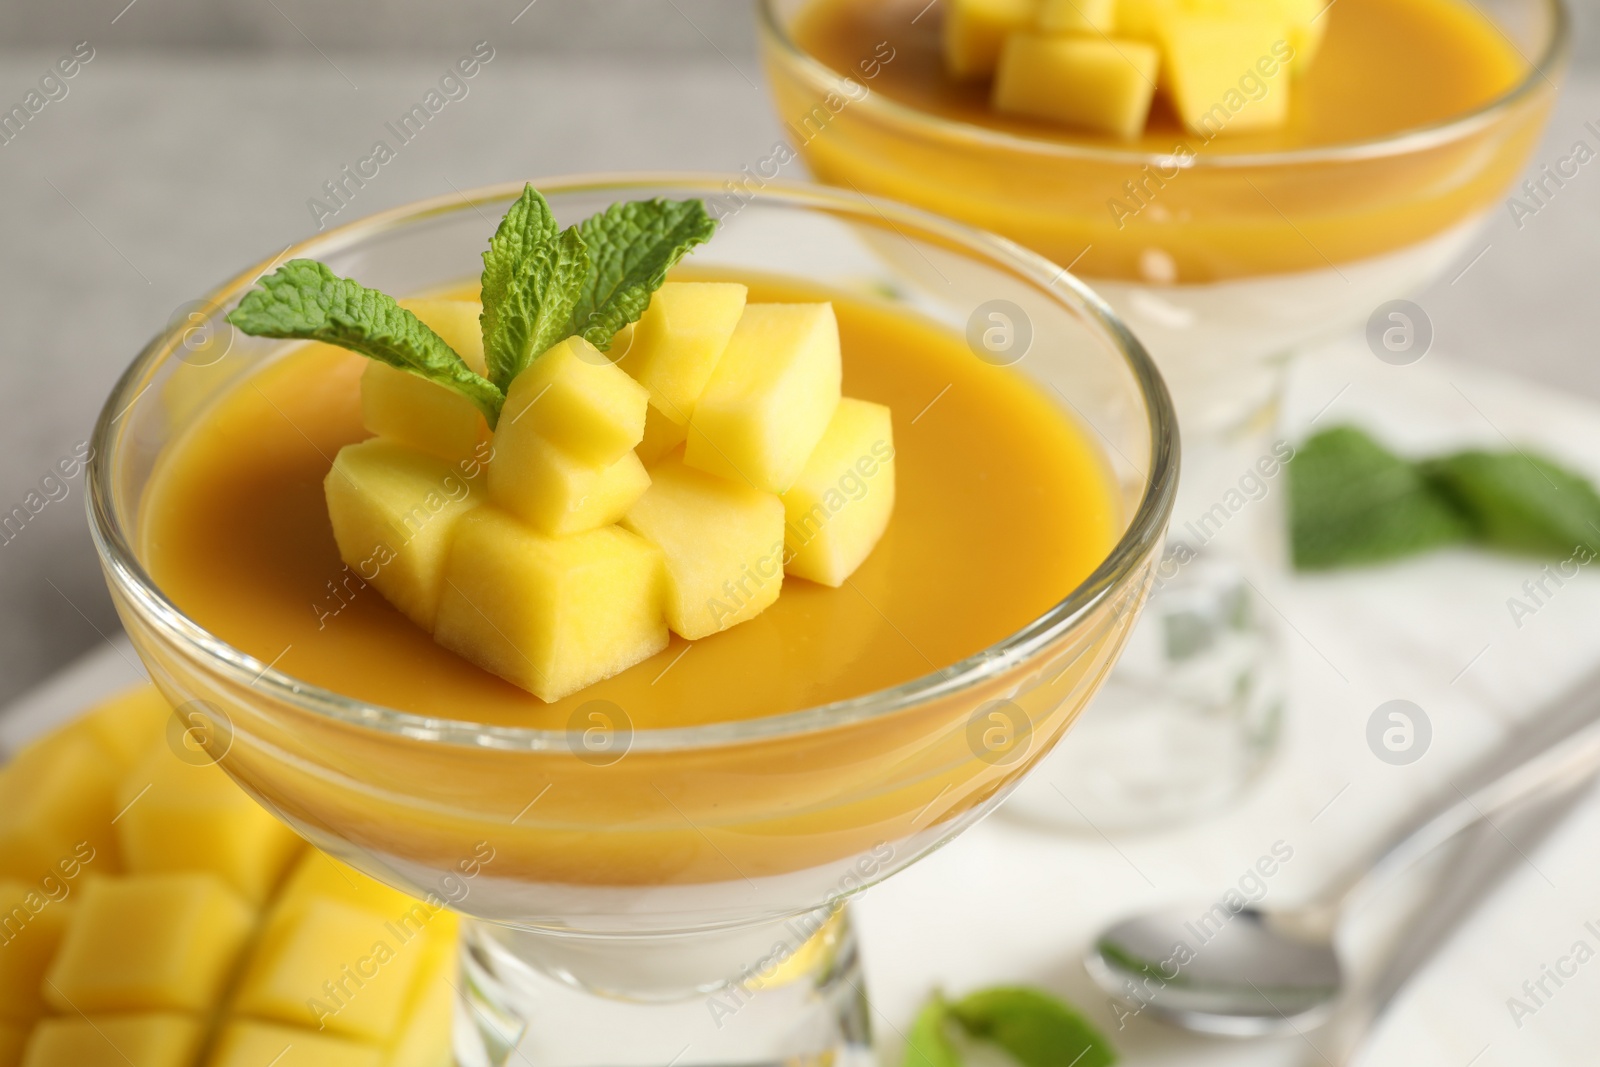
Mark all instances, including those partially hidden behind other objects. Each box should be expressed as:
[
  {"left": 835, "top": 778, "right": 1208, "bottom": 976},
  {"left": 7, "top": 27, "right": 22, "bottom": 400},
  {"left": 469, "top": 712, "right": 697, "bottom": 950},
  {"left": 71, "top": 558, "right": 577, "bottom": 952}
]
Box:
[
  {"left": 89, "top": 177, "right": 1177, "bottom": 1066},
  {"left": 761, "top": 0, "right": 1567, "bottom": 826}
]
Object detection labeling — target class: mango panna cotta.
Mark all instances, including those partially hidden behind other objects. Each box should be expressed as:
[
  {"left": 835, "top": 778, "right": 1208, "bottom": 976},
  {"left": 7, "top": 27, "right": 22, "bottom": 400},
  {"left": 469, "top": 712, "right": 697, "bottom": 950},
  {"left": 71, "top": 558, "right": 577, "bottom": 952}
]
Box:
[
  {"left": 944, "top": 0, "right": 1322, "bottom": 137},
  {"left": 0, "top": 685, "right": 459, "bottom": 1067},
  {"left": 233, "top": 189, "right": 897, "bottom": 704}
]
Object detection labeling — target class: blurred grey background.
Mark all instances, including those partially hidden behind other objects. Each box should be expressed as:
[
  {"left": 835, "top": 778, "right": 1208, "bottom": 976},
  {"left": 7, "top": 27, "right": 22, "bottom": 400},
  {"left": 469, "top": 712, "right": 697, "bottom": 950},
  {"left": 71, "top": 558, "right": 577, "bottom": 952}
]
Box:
[{"left": 0, "top": 0, "right": 1597, "bottom": 708}]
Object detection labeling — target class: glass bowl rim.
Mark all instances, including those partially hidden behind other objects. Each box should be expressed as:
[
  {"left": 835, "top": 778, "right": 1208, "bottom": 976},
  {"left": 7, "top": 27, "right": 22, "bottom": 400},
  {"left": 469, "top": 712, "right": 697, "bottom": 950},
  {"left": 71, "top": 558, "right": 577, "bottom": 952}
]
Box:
[
  {"left": 756, "top": 0, "right": 1571, "bottom": 168},
  {"left": 88, "top": 174, "right": 1178, "bottom": 753}
]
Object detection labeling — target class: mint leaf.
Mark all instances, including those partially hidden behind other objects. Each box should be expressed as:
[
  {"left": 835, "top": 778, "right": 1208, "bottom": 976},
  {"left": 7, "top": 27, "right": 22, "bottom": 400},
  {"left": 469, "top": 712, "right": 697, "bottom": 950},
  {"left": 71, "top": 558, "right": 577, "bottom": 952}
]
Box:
[
  {"left": 479, "top": 185, "right": 591, "bottom": 390},
  {"left": 949, "top": 987, "right": 1117, "bottom": 1067},
  {"left": 227, "top": 259, "right": 504, "bottom": 426},
  {"left": 568, "top": 198, "right": 717, "bottom": 350},
  {"left": 903, "top": 996, "right": 962, "bottom": 1067},
  {"left": 1423, "top": 451, "right": 1600, "bottom": 556},
  {"left": 1289, "top": 426, "right": 1471, "bottom": 570}
]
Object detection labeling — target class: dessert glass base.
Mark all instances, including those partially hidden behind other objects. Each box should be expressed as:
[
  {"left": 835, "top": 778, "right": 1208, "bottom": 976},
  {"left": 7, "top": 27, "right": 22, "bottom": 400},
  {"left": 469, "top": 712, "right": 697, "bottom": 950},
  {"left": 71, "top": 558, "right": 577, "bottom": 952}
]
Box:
[{"left": 89, "top": 177, "right": 1178, "bottom": 1063}]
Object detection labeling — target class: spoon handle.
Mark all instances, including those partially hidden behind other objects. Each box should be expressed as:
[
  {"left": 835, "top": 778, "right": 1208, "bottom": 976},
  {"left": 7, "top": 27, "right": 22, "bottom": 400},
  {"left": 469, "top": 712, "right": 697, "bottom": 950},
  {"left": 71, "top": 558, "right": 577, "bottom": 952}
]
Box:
[{"left": 1322, "top": 710, "right": 1600, "bottom": 922}]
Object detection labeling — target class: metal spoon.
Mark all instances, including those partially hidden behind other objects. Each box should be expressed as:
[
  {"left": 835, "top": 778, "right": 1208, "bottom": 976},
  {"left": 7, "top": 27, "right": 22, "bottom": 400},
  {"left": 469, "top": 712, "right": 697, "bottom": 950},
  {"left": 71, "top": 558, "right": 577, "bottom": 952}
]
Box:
[{"left": 1086, "top": 704, "right": 1600, "bottom": 1037}]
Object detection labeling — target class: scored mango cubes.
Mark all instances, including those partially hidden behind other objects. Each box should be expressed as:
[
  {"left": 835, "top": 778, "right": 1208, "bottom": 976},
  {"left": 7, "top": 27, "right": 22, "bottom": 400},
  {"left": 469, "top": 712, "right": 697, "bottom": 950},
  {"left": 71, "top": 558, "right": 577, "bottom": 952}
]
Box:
[
  {"left": 435, "top": 508, "right": 669, "bottom": 701},
  {"left": 114, "top": 743, "right": 303, "bottom": 905},
  {"left": 44, "top": 873, "right": 254, "bottom": 1014},
  {"left": 992, "top": 34, "right": 1160, "bottom": 139},
  {"left": 1, "top": 685, "right": 461, "bottom": 1067},
  {"left": 686, "top": 303, "right": 841, "bottom": 494},
  {"left": 622, "top": 452, "right": 786, "bottom": 640}
]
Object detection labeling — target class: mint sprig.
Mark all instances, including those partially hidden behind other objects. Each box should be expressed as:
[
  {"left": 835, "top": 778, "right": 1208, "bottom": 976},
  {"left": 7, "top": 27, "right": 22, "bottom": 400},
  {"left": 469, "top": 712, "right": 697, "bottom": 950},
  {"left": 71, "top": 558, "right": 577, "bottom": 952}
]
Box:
[
  {"left": 479, "top": 185, "right": 591, "bottom": 391},
  {"left": 1288, "top": 426, "right": 1600, "bottom": 570},
  {"left": 568, "top": 198, "right": 718, "bottom": 350},
  {"left": 228, "top": 185, "right": 717, "bottom": 423},
  {"left": 226, "top": 259, "right": 505, "bottom": 426},
  {"left": 904, "top": 988, "right": 1116, "bottom": 1067}
]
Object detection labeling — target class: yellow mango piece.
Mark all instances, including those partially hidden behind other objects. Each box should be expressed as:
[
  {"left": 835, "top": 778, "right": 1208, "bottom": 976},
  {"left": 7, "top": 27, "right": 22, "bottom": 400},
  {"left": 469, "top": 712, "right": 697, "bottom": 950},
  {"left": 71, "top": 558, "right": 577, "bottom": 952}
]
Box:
[
  {"left": 488, "top": 434, "right": 651, "bottom": 537},
  {"left": 45, "top": 874, "right": 253, "bottom": 1014},
  {"left": 22, "top": 1014, "right": 203, "bottom": 1067},
  {"left": 388, "top": 922, "right": 459, "bottom": 1067},
  {"left": 1269, "top": 0, "right": 1326, "bottom": 70},
  {"left": 499, "top": 337, "right": 649, "bottom": 467},
  {"left": 636, "top": 406, "right": 689, "bottom": 467},
  {"left": 435, "top": 509, "right": 668, "bottom": 701},
  {"left": 361, "top": 299, "right": 492, "bottom": 462},
  {"left": 1152, "top": 7, "right": 1292, "bottom": 133},
  {"left": 1037, "top": 0, "right": 1117, "bottom": 32},
  {"left": 782, "top": 399, "right": 897, "bottom": 587},
  {"left": 0, "top": 881, "right": 71, "bottom": 1024},
  {"left": 0, "top": 1023, "right": 24, "bottom": 1067},
  {"left": 621, "top": 454, "right": 786, "bottom": 640},
  {"left": 273, "top": 851, "right": 424, "bottom": 924},
  {"left": 685, "top": 304, "right": 841, "bottom": 494},
  {"left": 66, "top": 684, "right": 172, "bottom": 771},
  {"left": 0, "top": 729, "right": 119, "bottom": 885},
  {"left": 993, "top": 34, "right": 1159, "bottom": 138},
  {"left": 324, "top": 438, "right": 485, "bottom": 632},
  {"left": 944, "top": 0, "right": 1039, "bottom": 78},
  {"left": 234, "top": 898, "right": 428, "bottom": 1044},
  {"left": 114, "top": 743, "right": 303, "bottom": 904},
  {"left": 620, "top": 282, "right": 748, "bottom": 425},
  {"left": 209, "top": 1020, "right": 384, "bottom": 1067}
]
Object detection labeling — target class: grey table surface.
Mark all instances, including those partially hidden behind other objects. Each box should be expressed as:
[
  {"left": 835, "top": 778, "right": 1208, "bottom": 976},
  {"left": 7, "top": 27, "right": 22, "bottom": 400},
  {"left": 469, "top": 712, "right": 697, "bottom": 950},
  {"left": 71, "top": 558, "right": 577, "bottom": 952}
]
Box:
[{"left": 1, "top": 31, "right": 1598, "bottom": 710}]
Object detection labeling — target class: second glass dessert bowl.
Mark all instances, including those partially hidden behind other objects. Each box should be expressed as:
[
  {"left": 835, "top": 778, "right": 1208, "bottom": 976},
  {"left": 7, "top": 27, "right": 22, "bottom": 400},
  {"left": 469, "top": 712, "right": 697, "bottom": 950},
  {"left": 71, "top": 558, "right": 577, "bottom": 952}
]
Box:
[
  {"left": 89, "top": 177, "right": 1177, "bottom": 1066},
  {"left": 761, "top": 0, "right": 1567, "bottom": 826}
]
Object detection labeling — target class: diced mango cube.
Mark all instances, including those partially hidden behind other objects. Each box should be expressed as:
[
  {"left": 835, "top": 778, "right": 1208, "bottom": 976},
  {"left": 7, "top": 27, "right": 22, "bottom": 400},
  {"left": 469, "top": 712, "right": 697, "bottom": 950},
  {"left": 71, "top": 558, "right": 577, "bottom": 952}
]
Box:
[
  {"left": 1270, "top": 0, "right": 1325, "bottom": 69},
  {"left": 435, "top": 509, "right": 668, "bottom": 701},
  {"left": 782, "top": 399, "right": 897, "bottom": 587},
  {"left": 0, "top": 730, "right": 119, "bottom": 885},
  {"left": 114, "top": 743, "right": 303, "bottom": 904},
  {"left": 488, "top": 434, "right": 651, "bottom": 537},
  {"left": 1153, "top": 8, "right": 1291, "bottom": 133},
  {"left": 499, "top": 337, "right": 649, "bottom": 467},
  {"left": 21, "top": 1014, "right": 203, "bottom": 1067},
  {"left": 993, "top": 34, "right": 1159, "bottom": 138},
  {"left": 1037, "top": 0, "right": 1117, "bottom": 32},
  {"left": 324, "top": 438, "right": 484, "bottom": 632},
  {"left": 361, "top": 299, "right": 492, "bottom": 462},
  {"left": 234, "top": 898, "right": 427, "bottom": 1043},
  {"left": 0, "top": 882, "right": 71, "bottom": 1024},
  {"left": 622, "top": 454, "right": 786, "bottom": 640},
  {"left": 44, "top": 874, "right": 253, "bottom": 1014},
  {"left": 944, "top": 0, "right": 1039, "bottom": 78},
  {"left": 685, "top": 303, "right": 841, "bottom": 494},
  {"left": 621, "top": 282, "right": 748, "bottom": 425},
  {"left": 636, "top": 406, "right": 689, "bottom": 467},
  {"left": 209, "top": 1021, "right": 385, "bottom": 1067},
  {"left": 274, "top": 851, "right": 427, "bottom": 925}
]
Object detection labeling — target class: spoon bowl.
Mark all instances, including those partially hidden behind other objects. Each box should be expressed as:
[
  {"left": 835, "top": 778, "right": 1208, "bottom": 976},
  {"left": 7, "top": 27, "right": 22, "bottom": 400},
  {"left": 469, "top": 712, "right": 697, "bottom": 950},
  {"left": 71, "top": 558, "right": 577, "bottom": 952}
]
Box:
[{"left": 1087, "top": 905, "right": 1342, "bottom": 1036}]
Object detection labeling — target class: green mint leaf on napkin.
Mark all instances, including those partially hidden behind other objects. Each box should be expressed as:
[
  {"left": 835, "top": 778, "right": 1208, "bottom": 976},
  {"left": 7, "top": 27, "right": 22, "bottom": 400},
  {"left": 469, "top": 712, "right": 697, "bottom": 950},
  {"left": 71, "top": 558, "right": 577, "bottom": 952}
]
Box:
[
  {"left": 227, "top": 259, "right": 505, "bottom": 426},
  {"left": 479, "top": 184, "right": 591, "bottom": 391},
  {"left": 904, "top": 996, "right": 963, "bottom": 1067},
  {"left": 568, "top": 198, "right": 717, "bottom": 350},
  {"left": 903, "top": 987, "right": 1116, "bottom": 1067},
  {"left": 1423, "top": 451, "right": 1600, "bottom": 557},
  {"left": 1289, "top": 426, "right": 1472, "bottom": 570},
  {"left": 949, "top": 987, "right": 1117, "bottom": 1067}
]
